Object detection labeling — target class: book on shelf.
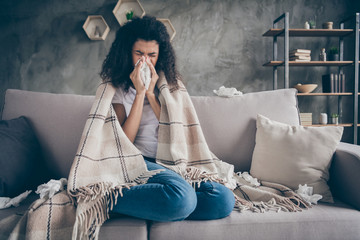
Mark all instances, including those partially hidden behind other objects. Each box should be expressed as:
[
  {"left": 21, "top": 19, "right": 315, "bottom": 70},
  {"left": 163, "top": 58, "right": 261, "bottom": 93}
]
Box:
[
  {"left": 289, "top": 52, "right": 312, "bottom": 57},
  {"left": 289, "top": 55, "right": 311, "bottom": 59},
  {"left": 334, "top": 74, "right": 339, "bottom": 93},
  {"left": 290, "top": 55, "right": 311, "bottom": 60},
  {"left": 289, "top": 49, "right": 311, "bottom": 54},
  {"left": 322, "top": 73, "right": 346, "bottom": 93},
  {"left": 300, "top": 113, "right": 312, "bottom": 126},
  {"left": 290, "top": 58, "right": 311, "bottom": 62},
  {"left": 339, "top": 73, "right": 346, "bottom": 92}
]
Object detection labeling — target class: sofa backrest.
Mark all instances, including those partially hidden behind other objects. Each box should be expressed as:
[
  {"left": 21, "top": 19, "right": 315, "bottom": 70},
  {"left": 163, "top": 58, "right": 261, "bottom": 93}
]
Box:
[
  {"left": 2, "top": 90, "right": 94, "bottom": 179},
  {"left": 2, "top": 88, "right": 300, "bottom": 178},
  {"left": 192, "top": 89, "right": 300, "bottom": 171}
]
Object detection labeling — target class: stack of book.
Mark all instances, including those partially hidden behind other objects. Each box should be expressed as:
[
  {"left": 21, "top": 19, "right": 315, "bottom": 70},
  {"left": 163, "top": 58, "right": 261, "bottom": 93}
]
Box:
[
  {"left": 322, "top": 73, "right": 346, "bottom": 93},
  {"left": 300, "top": 113, "right": 312, "bottom": 126},
  {"left": 289, "top": 49, "right": 311, "bottom": 61}
]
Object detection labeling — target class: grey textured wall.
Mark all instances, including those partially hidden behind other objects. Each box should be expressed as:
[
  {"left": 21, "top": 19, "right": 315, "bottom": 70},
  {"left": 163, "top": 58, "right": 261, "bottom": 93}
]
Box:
[{"left": 0, "top": 0, "right": 358, "bottom": 142}]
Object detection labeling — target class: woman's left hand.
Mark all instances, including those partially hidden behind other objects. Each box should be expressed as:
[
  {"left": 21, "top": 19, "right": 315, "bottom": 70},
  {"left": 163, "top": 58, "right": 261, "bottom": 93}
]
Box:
[{"left": 145, "top": 57, "right": 159, "bottom": 95}]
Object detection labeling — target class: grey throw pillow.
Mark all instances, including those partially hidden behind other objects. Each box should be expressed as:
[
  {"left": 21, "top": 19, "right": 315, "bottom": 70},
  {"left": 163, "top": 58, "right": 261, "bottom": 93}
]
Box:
[{"left": 0, "top": 116, "right": 48, "bottom": 197}]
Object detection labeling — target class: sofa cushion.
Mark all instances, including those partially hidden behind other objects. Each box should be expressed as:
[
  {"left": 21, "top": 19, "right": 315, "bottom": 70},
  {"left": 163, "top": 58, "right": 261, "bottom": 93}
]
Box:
[
  {"left": 192, "top": 89, "right": 300, "bottom": 171},
  {"left": 250, "top": 115, "right": 343, "bottom": 203},
  {"left": 2, "top": 89, "right": 94, "bottom": 179},
  {"left": 0, "top": 116, "right": 47, "bottom": 197},
  {"left": 149, "top": 201, "right": 360, "bottom": 240},
  {"left": 99, "top": 214, "right": 148, "bottom": 240}
]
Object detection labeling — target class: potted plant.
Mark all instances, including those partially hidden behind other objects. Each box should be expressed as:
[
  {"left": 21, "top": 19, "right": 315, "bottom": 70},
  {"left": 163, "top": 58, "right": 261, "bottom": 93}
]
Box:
[
  {"left": 309, "top": 20, "right": 316, "bottom": 29},
  {"left": 126, "top": 9, "right": 134, "bottom": 21},
  {"left": 329, "top": 47, "right": 339, "bottom": 61},
  {"left": 331, "top": 113, "right": 339, "bottom": 125}
]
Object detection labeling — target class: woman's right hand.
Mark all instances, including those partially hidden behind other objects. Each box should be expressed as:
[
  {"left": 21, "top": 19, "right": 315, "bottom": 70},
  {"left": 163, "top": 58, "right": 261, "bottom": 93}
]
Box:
[{"left": 130, "top": 56, "right": 146, "bottom": 95}]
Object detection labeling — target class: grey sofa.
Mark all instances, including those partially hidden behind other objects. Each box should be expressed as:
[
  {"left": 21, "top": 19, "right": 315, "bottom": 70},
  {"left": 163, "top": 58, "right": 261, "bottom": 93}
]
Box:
[{"left": 1, "top": 88, "right": 359, "bottom": 240}]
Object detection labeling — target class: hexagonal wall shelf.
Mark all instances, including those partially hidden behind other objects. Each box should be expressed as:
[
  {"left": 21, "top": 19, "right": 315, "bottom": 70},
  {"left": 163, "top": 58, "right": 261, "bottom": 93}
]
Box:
[
  {"left": 113, "top": 0, "right": 145, "bottom": 26},
  {"left": 158, "top": 18, "right": 176, "bottom": 42},
  {"left": 83, "top": 15, "right": 110, "bottom": 40}
]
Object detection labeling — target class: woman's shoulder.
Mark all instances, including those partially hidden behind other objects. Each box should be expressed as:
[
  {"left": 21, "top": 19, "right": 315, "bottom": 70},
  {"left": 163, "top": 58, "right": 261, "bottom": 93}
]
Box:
[{"left": 112, "top": 86, "right": 126, "bottom": 104}]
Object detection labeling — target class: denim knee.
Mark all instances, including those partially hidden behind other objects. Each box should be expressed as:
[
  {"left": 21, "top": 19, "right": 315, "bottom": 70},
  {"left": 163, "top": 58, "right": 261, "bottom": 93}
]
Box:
[
  {"left": 187, "top": 181, "right": 235, "bottom": 220},
  {"left": 214, "top": 184, "right": 235, "bottom": 218},
  {"left": 156, "top": 183, "right": 197, "bottom": 221}
]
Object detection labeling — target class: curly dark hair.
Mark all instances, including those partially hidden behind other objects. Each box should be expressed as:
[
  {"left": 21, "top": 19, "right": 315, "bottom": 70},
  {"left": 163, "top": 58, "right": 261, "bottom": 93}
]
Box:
[{"left": 100, "top": 16, "right": 180, "bottom": 91}]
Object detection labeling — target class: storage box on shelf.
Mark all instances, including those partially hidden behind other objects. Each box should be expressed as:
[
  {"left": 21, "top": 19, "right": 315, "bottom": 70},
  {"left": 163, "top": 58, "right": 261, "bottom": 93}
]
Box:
[{"left": 263, "top": 12, "right": 359, "bottom": 144}]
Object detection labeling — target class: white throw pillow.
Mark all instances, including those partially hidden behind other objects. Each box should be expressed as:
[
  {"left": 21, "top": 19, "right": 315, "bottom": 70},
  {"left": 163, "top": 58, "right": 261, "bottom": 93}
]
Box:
[{"left": 250, "top": 114, "right": 343, "bottom": 203}]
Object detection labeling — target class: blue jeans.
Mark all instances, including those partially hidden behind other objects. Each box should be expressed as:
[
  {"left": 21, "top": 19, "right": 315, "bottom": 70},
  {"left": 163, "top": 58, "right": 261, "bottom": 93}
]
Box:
[{"left": 111, "top": 159, "right": 235, "bottom": 221}]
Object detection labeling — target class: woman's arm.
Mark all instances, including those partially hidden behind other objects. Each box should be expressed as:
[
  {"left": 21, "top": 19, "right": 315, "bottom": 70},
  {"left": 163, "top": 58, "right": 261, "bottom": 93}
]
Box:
[
  {"left": 145, "top": 57, "right": 161, "bottom": 120},
  {"left": 113, "top": 92, "right": 145, "bottom": 143},
  {"left": 113, "top": 57, "right": 147, "bottom": 143}
]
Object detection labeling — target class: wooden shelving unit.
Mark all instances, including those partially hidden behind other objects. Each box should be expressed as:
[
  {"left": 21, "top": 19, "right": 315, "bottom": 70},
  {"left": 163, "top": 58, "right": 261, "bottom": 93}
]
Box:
[
  {"left": 309, "top": 123, "right": 353, "bottom": 127},
  {"left": 297, "top": 93, "right": 353, "bottom": 96},
  {"left": 307, "top": 123, "right": 360, "bottom": 127},
  {"left": 310, "top": 123, "right": 353, "bottom": 127},
  {"left": 263, "top": 61, "right": 353, "bottom": 66},
  {"left": 263, "top": 12, "right": 359, "bottom": 144},
  {"left": 263, "top": 29, "right": 354, "bottom": 37}
]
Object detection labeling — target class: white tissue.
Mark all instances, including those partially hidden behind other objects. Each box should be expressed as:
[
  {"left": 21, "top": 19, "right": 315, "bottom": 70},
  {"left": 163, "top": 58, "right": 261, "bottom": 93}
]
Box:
[
  {"left": 136, "top": 59, "right": 151, "bottom": 90},
  {"left": 213, "top": 86, "right": 243, "bottom": 97},
  {"left": 35, "top": 178, "right": 68, "bottom": 200},
  {"left": 0, "top": 190, "right": 32, "bottom": 209},
  {"left": 213, "top": 159, "right": 237, "bottom": 190},
  {"left": 235, "top": 172, "right": 260, "bottom": 187},
  {"left": 295, "top": 184, "right": 322, "bottom": 205}
]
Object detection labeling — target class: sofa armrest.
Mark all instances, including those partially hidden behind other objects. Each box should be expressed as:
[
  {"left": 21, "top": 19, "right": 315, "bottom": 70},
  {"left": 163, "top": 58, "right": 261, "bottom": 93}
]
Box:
[{"left": 329, "top": 142, "right": 360, "bottom": 210}]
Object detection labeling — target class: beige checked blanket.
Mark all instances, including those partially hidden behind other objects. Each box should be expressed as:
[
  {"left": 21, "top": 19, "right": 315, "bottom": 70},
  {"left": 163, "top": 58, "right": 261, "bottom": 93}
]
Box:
[{"left": 3, "top": 75, "right": 308, "bottom": 240}]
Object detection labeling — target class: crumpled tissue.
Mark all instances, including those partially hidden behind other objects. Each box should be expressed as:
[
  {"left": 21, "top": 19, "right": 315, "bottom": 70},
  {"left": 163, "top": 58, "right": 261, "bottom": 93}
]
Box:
[
  {"left": 213, "top": 160, "right": 237, "bottom": 189},
  {"left": 0, "top": 190, "right": 32, "bottom": 209},
  {"left": 136, "top": 59, "right": 151, "bottom": 90},
  {"left": 213, "top": 86, "right": 243, "bottom": 97},
  {"left": 295, "top": 184, "right": 322, "bottom": 205},
  {"left": 234, "top": 172, "right": 260, "bottom": 187},
  {"left": 35, "top": 178, "right": 68, "bottom": 200}
]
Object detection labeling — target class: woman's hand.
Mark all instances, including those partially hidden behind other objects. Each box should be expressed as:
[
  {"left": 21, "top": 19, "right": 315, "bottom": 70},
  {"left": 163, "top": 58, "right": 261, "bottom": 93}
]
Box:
[
  {"left": 144, "top": 57, "right": 161, "bottom": 120},
  {"left": 130, "top": 56, "right": 146, "bottom": 95},
  {"left": 145, "top": 57, "right": 159, "bottom": 96}
]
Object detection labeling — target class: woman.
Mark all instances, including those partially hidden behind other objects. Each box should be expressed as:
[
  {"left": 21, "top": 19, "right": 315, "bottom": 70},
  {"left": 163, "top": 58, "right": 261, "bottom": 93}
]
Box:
[{"left": 100, "top": 16, "right": 235, "bottom": 221}]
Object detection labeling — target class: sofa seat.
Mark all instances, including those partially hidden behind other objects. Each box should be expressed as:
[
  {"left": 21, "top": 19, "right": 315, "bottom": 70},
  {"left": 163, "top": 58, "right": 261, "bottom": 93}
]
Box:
[
  {"left": 0, "top": 194, "right": 148, "bottom": 240},
  {"left": 0, "top": 193, "right": 39, "bottom": 221},
  {"left": 2, "top": 195, "right": 359, "bottom": 240},
  {"left": 99, "top": 215, "right": 148, "bottom": 240},
  {"left": 149, "top": 201, "right": 360, "bottom": 240}
]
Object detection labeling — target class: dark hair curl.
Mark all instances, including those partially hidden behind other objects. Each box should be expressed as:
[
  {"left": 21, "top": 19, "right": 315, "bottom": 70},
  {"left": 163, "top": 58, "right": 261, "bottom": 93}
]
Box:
[{"left": 100, "top": 16, "right": 180, "bottom": 91}]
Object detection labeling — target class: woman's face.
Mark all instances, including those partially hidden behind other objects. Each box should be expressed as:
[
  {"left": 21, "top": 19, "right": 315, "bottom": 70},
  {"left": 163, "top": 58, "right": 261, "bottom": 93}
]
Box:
[{"left": 132, "top": 39, "right": 159, "bottom": 67}]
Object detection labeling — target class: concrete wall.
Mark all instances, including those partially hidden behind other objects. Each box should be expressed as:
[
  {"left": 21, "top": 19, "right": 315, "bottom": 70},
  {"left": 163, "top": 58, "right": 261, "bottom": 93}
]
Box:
[{"left": 0, "top": 0, "right": 358, "bottom": 142}]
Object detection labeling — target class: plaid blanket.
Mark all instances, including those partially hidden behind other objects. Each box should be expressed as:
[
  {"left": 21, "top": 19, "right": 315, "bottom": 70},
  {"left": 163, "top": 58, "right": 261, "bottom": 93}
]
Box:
[
  {"left": 4, "top": 75, "right": 308, "bottom": 240},
  {"left": 155, "top": 76, "right": 309, "bottom": 213}
]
